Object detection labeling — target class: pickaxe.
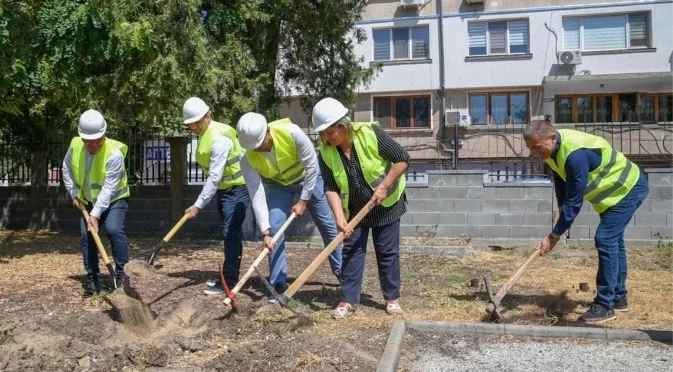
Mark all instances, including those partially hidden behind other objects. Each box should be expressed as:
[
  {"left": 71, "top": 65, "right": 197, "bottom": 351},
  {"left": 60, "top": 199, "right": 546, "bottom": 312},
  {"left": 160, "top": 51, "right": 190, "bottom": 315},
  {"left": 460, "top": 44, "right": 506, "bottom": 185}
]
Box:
[
  {"left": 484, "top": 249, "right": 540, "bottom": 321},
  {"left": 271, "top": 202, "right": 374, "bottom": 312},
  {"left": 78, "top": 203, "right": 118, "bottom": 289},
  {"left": 223, "top": 212, "right": 297, "bottom": 311}
]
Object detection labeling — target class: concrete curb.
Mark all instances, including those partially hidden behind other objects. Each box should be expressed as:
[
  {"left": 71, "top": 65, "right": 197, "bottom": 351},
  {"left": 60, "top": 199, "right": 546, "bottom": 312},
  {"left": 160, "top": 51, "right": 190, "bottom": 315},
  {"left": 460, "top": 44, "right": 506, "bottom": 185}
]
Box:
[
  {"left": 409, "top": 321, "right": 673, "bottom": 344},
  {"left": 377, "top": 320, "right": 406, "bottom": 372}
]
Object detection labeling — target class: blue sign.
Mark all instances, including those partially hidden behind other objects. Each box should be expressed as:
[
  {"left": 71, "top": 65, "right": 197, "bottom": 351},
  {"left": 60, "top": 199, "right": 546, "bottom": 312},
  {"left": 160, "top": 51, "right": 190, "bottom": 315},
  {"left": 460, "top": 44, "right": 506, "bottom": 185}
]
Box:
[
  {"left": 461, "top": 115, "right": 468, "bottom": 120},
  {"left": 146, "top": 146, "right": 171, "bottom": 161}
]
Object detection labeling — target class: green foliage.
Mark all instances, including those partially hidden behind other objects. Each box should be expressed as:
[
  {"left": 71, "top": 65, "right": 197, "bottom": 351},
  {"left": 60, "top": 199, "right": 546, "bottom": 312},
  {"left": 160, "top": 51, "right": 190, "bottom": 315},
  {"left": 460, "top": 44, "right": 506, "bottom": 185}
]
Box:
[{"left": 0, "top": 0, "right": 378, "bottom": 150}]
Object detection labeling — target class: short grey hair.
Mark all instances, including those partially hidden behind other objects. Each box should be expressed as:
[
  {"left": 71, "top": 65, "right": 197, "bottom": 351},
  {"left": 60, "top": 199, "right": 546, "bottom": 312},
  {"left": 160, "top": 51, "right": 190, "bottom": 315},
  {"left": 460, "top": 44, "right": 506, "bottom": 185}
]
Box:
[{"left": 523, "top": 120, "right": 555, "bottom": 141}]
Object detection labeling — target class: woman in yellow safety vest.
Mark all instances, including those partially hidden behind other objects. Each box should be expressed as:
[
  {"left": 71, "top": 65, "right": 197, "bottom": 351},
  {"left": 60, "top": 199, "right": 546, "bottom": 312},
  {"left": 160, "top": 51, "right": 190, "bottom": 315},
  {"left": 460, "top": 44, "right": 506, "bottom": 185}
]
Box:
[
  {"left": 312, "top": 97, "right": 410, "bottom": 319},
  {"left": 62, "top": 109, "right": 131, "bottom": 297}
]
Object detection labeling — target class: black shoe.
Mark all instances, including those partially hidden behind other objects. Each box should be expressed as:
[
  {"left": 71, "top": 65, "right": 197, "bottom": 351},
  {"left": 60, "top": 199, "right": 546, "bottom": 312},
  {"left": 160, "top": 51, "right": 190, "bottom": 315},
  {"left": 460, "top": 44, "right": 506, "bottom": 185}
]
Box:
[
  {"left": 614, "top": 298, "right": 629, "bottom": 312},
  {"left": 580, "top": 303, "right": 616, "bottom": 324},
  {"left": 115, "top": 274, "right": 131, "bottom": 289},
  {"left": 83, "top": 279, "right": 103, "bottom": 298}
]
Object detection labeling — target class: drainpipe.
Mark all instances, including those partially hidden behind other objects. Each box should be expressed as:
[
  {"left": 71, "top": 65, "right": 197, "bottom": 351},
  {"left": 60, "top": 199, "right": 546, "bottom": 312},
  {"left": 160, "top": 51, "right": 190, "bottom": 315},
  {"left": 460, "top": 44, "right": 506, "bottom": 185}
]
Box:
[{"left": 436, "top": 0, "right": 451, "bottom": 169}]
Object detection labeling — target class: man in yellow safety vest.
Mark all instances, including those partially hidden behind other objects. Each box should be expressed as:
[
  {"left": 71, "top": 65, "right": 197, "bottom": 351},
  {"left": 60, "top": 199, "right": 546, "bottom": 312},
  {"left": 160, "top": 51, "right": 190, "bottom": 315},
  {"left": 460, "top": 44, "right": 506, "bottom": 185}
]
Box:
[
  {"left": 524, "top": 119, "right": 649, "bottom": 324},
  {"left": 62, "top": 109, "right": 131, "bottom": 297},
  {"left": 182, "top": 97, "right": 250, "bottom": 295}
]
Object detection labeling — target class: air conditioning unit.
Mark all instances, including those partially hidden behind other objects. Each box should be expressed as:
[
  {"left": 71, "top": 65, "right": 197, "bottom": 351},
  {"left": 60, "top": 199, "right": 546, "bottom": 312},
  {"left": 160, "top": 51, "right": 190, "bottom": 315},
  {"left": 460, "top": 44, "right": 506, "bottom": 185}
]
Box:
[
  {"left": 445, "top": 110, "right": 471, "bottom": 126},
  {"left": 559, "top": 50, "right": 582, "bottom": 65},
  {"left": 466, "top": 0, "right": 485, "bottom": 4},
  {"left": 400, "top": 0, "right": 424, "bottom": 7}
]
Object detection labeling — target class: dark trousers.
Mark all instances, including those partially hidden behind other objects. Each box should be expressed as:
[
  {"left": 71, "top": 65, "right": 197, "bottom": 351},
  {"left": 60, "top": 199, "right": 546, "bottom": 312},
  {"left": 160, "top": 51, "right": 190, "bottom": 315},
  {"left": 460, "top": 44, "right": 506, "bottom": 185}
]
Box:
[
  {"left": 217, "top": 184, "right": 250, "bottom": 287},
  {"left": 80, "top": 198, "right": 129, "bottom": 281},
  {"left": 594, "top": 172, "right": 649, "bottom": 309},
  {"left": 340, "top": 220, "right": 401, "bottom": 304}
]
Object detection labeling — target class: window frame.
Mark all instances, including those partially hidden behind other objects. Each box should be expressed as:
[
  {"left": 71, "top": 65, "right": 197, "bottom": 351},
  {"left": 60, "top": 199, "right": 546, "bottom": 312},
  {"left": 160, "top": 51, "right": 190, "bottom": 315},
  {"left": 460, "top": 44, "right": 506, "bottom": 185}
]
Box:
[
  {"left": 554, "top": 93, "right": 673, "bottom": 123},
  {"left": 467, "top": 19, "right": 530, "bottom": 56},
  {"left": 372, "top": 95, "right": 433, "bottom": 130},
  {"left": 562, "top": 12, "right": 651, "bottom": 52},
  {"left": 372, "top": 26, "right": 431, "bottom": 62},
  {"left": 467, "top": 91, "right": 531, "bottom": 125}
]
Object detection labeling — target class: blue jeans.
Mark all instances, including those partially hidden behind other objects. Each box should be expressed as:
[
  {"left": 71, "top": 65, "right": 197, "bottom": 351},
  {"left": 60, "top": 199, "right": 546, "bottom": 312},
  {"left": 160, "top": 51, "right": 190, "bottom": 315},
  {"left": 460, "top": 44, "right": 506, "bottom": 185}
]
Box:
[
  {"left": 594, "top": 172, "right": 649, "bottom": 309},
  {"left": 341, "top": 220, "right": 401, "bottom": 304},
  {"left": 80, "top": 198, "right": 129, "bottom": 280},
  {"left": 264, "top": 174, "right": 342, "bottom": 289},
  {"left": 216, "top": 185, "right": 250, "bottom": 287}
]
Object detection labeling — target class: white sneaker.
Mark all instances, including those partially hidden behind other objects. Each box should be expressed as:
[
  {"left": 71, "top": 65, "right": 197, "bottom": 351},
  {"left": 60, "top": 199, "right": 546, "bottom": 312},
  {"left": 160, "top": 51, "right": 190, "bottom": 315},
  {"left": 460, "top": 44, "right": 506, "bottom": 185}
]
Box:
[
  {"left": 206, "top": 279, "right": 219, "bottom": 288},
  {"left": 204, "top": 286, "right": 223, "bottom": 295}
]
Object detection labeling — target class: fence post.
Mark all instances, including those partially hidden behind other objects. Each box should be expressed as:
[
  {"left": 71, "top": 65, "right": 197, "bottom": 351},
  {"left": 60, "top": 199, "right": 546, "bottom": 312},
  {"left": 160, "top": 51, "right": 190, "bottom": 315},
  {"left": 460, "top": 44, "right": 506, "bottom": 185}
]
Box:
[
  {"left": 29, "top": 148, "right": 47, "bottom": 229},
  {"left": 167, "top": 137, "right": 189, "bottom": 225}
]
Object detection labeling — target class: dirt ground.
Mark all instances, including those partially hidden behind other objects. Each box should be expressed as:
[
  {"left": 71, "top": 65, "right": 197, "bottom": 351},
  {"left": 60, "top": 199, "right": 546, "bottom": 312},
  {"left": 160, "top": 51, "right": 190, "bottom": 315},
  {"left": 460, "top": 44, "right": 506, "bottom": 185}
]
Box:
[{"left": 0, "top": 230, "right": 671, "bottom": 372}]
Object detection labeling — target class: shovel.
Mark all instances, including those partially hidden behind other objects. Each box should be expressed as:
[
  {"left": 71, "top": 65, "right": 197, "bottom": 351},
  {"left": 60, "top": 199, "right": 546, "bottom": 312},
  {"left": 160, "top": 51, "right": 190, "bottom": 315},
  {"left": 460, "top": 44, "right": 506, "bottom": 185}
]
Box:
[
  {"left": 484, "top": 249, "right": 540, "bottom": 321},
  {"left": 146, "top": 212, "right": 191, "bottom": 266},
  {"left": 224, "top": 212, "right": 297, "bottom": 310},
  {"left": 78, "top": 203, "right": 118, "bottom": 289}
]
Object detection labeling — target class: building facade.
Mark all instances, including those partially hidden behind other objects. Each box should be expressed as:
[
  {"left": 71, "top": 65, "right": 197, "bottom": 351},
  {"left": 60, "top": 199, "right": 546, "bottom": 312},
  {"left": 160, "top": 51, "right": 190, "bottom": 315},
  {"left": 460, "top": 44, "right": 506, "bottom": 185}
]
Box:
[{"left": 280, "top": 0, "right": 673, "bottom": 180}]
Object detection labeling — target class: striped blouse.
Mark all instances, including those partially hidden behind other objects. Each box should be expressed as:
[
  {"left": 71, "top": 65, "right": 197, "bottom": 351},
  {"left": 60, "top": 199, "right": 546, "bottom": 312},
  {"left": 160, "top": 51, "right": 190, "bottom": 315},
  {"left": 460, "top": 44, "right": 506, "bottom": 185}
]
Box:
[{"left": 318, "top": 125, "right": 410, "bottom": 228}]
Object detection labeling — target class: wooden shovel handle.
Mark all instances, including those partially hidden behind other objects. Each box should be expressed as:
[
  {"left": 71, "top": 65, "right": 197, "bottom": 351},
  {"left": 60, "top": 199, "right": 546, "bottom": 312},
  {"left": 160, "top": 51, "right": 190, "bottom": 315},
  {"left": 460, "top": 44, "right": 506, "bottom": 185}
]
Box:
[
  {"left": 283, "top": 201, "right": 375, "bottom": 300},
  {"left": 163, "top": 212, "right": 191, "bottom": 243},
  {"left": 78, "top": 203, "right": 113, "bottom": 266},
  {"left": 224, "top": 212, "right": 297, "bottom": 305},
  {"left": 495, "top": 250, "right": 540, "bottom": 301}
]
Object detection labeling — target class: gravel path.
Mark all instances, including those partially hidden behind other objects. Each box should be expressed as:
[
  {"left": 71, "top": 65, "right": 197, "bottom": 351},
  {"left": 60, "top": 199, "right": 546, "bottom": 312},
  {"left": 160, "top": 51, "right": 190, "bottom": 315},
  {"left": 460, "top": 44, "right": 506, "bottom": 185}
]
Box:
[{"left": 405, "top": 332, "right": 673, "bottom": 372}]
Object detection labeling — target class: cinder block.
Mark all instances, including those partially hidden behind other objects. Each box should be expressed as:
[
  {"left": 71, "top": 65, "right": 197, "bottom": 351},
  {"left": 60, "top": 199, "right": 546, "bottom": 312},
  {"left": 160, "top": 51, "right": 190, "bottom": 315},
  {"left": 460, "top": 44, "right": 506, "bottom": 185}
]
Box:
[
  {"left": 407, "top": 199, "right": 454, "bottom": 213},
  {"left": 566, "top": 226, "right": 590, "bottom": 239},
  {"left": 635, "top": 199, "right": 651, "bottom": 213},
  {"left": 467, "top": 187, "right": 496, "bottom": 199},
  {"left": 404, "top": 187, "right": 430, "bottom": 200},
  {"left": 482, "top": 199, "right": 510, "bottom": 212},
  {"left": 467, "top": 213, "right": 496, "bottom": 225},
  {"left": 523, "top": 213, "right": 553, "bottom": 227},
  {"left": 495, "top": 213, "right": 524, "bottom": 226},
  {"left": 439, "top": 187, "right": 469, "bottom": 199},
  {"left": 668, "top": 213, "right": 673, "bottom": 226},
  {"left": 480, "top": 225, "right": 510, "bottom": 238},
  {"left": 452, "top": 225, "right": 482, "bottom": 238},
  {"left": 651, "top": 200, "right": 672, "bottom": 212},
  {"left": 649, "top": 186, "right": 673, "bottom": 200},
  {"left": 634, "top": 213, "right": 667, "bottom": 227},
  {"left": 652, "top": 226, "right": 672, "bottom": 240},
  {"left": 646, "top": 172, "right": 672, "bottom": 186},
  {"left": 412, "top": 213, "right": 440, "bottom": 225},
  {"left": 439, "top": 212, "right": 468, "bottom": 225},
  {"left": 624, "top": 226, "right": 652, "bottom": 240},
  {"left": 574, "top": 212, "right": 601, "bottom": 227},
  {"left": 429, "top": 174, "right": 457, "bottom": 187},
  {"left": 523, "top": 186, "right": 554, "bottom": 199},
  {"left": 455, "top": 174, "right": 484, "bottom": 186},
  {"left": 509, "top": 225, "right": 541, "bottom": 238},
  {"left": 509, "top": 200, "right": 539, "bottom": 212},
  {"left": 537, "top": 200, "right": 553, "bottom": 213},
  {"left": 495, "top": 187, "right": 525, "bottom": 199},
  {"left": 454, "top": 199, "right": 482, "bottom": 212},
  {"left": 400, "top": 213, "right": 414, "bottom": 225}
]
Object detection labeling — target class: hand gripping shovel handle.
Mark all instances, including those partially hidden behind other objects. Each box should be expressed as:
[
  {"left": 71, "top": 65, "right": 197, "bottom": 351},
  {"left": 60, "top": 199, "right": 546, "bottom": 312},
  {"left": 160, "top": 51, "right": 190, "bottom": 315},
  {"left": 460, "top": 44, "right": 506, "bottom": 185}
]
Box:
[
  {"left": 78, "top": 203, "right": 118, "bottom": 289},
  {"left": 147, "top": 212, "right": 191, "bottom": 265},
  {"left": 223, "top": 212, "right": 297, "bottom": 306},
  {"left": 282, "top": 201, "right": 375, "bottom": 302}
]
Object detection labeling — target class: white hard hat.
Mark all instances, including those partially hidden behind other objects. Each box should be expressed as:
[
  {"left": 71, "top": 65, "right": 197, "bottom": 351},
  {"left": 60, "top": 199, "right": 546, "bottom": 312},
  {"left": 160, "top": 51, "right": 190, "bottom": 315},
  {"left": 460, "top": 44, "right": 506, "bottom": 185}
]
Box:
[
  {"left": 182, "top": 97, "right": 210, "bottom": 124},
  {"left": 78, "top": 109, "right": 107, "bottom": 140},
  {"left": 236, "top": 112, "right": 268, "bottom": 150},
  {"left": 311, "top": 97, "right": 349, "bottom": 133}
]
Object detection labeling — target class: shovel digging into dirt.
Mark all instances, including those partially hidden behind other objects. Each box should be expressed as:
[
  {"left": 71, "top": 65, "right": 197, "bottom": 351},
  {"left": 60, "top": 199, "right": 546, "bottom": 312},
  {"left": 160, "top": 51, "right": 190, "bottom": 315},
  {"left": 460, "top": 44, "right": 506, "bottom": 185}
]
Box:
[
  {"left": 124, "top": 212, "right": 191, "bottom": 277},
  {"left": 255, "top": 202, "right": 375, "bottom": 327},
  {"left": 223, "top": 212, "right": 297, "bottom": 312},
  {"left": 78, "top": 204, "right": 155, "bottom": 331},
  {"left": 484, "top": 249, "right": 541, "bottom": 322}
]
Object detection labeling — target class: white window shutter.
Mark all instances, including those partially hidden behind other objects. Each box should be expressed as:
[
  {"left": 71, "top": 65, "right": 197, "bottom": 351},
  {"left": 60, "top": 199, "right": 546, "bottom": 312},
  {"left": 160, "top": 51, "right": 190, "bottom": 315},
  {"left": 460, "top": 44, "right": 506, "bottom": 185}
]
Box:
[
  {"left": 563, "top": 18, "right": 581, "bottom": 50},
  {"left": 392, "top": 28, "right": 409, "bottom": 59},
  {"left": 373, "top": 29, "right": 390, "bottom": 61},
  {"left": 488, "top": 22, "right": 507, "bottom": 54},
  {"left": 411, "top": 27, "right": 430, "bottom": 59},
  {"left": 468, "top": 23, "right": 487, "bottom": 55},
  {"left": 583, "top": 15, "right": 627, "bottom": 50},
  {"left": 508, "top": 20, "right": 528, "bottom": 53},
  {"left": 628, "top": 13, "right": 648, "bottom": 47}
]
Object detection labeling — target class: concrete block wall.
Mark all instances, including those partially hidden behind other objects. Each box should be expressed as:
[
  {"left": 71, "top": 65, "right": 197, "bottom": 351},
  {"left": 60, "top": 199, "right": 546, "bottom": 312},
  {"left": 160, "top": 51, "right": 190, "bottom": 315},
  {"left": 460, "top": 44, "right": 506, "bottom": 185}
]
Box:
[{"left": 1, "top": 169, "right": 671, "bottom": 242}]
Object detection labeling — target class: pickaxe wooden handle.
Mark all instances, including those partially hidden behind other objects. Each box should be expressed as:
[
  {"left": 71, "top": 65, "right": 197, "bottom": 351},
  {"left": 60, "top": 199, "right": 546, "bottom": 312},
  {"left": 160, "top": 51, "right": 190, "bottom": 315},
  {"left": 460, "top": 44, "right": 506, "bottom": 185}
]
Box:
[
  {"left": 78, "top": 203, "right": 118, "bottom": 289},
  {"left": 485, "top": 249, "right": 540, "bottom": 316},
  {"left": 279, "top": 202, "right": 375, "bottom": 305},
  {"left": 147, "top": 212, "right": 191, "bottom": 265},
  {"left": 223, "top": 212, "right": 297, "bottom": 306}
]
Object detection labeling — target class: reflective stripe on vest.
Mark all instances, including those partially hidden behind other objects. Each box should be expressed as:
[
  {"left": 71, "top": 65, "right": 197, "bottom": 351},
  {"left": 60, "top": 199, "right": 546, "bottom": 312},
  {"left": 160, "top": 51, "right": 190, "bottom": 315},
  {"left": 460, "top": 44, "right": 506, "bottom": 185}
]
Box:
[
  {"left": 319, "top": 122, "right": 406, "bottom": 220},
  {"left": 195, "top": 121, "right": 246, "bottom": 190},
  {"left": 69, "top": 137, "right": 130, "bottom": 205},
  {"left": 545, "top": 129, "right": 640, "bottom": 214},
  {"left": 244, "top": 118, "right": 306, "bottom": 186}
]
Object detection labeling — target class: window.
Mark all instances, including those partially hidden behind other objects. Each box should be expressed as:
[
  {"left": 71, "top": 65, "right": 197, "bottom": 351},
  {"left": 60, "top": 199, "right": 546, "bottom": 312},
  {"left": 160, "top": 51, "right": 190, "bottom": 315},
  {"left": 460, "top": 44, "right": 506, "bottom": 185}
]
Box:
[
  {"left": 554, "top": 93, "right": 672, "bottom": 123},
  {"left": 468, "top": 92, "right": 529, "bottom": 125},
  {"left": 374, "top": 96, "right": 430, "bottom": 129},
  {"left": 468, "top": 20, "right": 529, "bottom": 56},
  {"left": 563, "top": 13, "right": 650, "bottom": 51},
  {"left": 373, "top": 26, "right": 429, "bottom": 61}
]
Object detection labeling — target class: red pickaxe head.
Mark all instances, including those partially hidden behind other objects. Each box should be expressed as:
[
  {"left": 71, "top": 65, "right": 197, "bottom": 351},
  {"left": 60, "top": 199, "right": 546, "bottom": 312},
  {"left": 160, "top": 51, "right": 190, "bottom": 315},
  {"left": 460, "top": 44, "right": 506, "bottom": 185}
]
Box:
[{"left": 219, "top": 264, "right": 237, "bottom": 312}]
